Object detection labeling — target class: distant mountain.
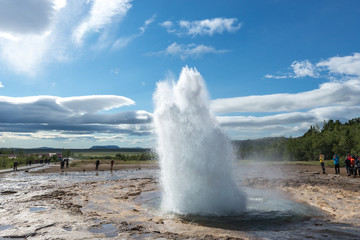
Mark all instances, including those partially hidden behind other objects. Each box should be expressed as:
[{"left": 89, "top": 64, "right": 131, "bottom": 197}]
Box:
[{"left": 90, "top": 145, "right": 120, "bottom": 149}]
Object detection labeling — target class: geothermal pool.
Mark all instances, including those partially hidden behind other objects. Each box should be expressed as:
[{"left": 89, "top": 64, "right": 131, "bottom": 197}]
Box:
[{"left": 1, "top": 168, "right": 359, "bottom": 239}]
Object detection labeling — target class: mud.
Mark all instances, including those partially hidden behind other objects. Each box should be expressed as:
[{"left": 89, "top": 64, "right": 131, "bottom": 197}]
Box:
[{"left": 1, "top": 164, "right": 360, "bottom": 239}]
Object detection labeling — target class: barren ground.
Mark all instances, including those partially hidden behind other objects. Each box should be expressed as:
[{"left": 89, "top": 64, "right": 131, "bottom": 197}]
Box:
[{"left": 1, "top": 163, "right": 360, "bottom": 239}]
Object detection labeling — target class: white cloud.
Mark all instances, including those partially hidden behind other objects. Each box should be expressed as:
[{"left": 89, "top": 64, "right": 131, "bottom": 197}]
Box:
[
  {"left": 0, "top": 0, "right": 56, "bottom": 35},
  {"left": 236, "top": 53, "right": 360, "bottom": 139},
  {"left": 317, "top": 53, "right": 360, "bottom": 76},
  {"left": 111, "top": 68, "right": 120, "bottom": 74},
  {"left": 161, "top": 17, "right": 242, "bottom": 36},
  {"left": 180, "top": 17, "right": 242, "bottom": 36},
  {"left": 0, "top": 96, "right": 152, "bottom": 148},
  {"left": 73, "top": 0, "right": 132, "bottom": 46},
  {"left": 0, "top": 34, "right": 53, "bottom": 75},
  {"left": 159, "top": 21, "right": 174, "bottom": 33},
  {"left": 217, "top": 105, "right": 360, "bottom": 137},
  {"left": 264, "top": 74, "right": 287, "bottom": 79},
  {"left": 218, "top": 112, "right": 315, "bottom": 127},
  {"left": 139, "top": 14, "right": 156, "bottom": 33},
  {"left": 291, "top": 60, "right": 318, "bottom": 78},
  {"left": 53, "top": 0, "right": 67, "bottom": 10},
  {"left": 0, "top": 0, "right": 134, "bottom": 75},
  {"left": 211, "top": 79, "right": 360, "bottom": 114},
  {"left": 0, "top": 0, "right": 65, "bottom": 75},
  {"left": 112, "top": 15, "right": 156, "bottom": 50},
  {"left": 0, "top": 95, "right": 152, "bottom": 135},
  {"left": 112, "top": 36, "right": 134, "bottom": 49},
  {"left": 266, "top": 53, "right": 360, "bottom": 80},
  {"left": 56, "top": 95, "right": 135, "bottom": 113},
  {"left": 153, "top": 42, "right": 227, "bottom": 59},
  {"left": 264, "top": 60, "right": 318, "bottom": 79}
]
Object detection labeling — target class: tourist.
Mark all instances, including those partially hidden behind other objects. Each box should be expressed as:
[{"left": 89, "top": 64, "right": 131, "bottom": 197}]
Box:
[
  {"left": 345, "top": 154, "right": 351, "bottom": 176},
  {"left": 65, "top": 158, "right": 69, "bottom": 168},
  {"left": 354, "top": 156, "right": 359, "bottom": 177},
  {"left": 95, "top": 160, "right": 100, "bottom": 170},
  {"left": 110, "top": 159, "right": 114, "bottom": 170},
  {"left": 356, "top": 156, "right": 360, "bottom": 176},
  {"left": 350, "top": 155, "right": 355, "bottom": 176},
  {"left": 13, "top": 161, "right": 18, "bottom": 171},
  {"left": 333, "top": 154, "right": 340, "bottom": 174},
  {"left": 319, "top": 154, "right": 325, "bottom": 174},
  {"left": 60, "top": 158, "right": 65, "bottom": 169}
]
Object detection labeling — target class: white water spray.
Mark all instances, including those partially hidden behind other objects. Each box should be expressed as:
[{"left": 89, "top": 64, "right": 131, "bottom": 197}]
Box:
[{"left": 153, "top": 67, "right": 246, "bottom": 216}]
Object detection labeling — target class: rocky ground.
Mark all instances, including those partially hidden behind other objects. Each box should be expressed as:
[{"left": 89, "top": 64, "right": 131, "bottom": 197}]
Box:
[{"left": 1, "top": 164, "right": 360, "bottom": 239}]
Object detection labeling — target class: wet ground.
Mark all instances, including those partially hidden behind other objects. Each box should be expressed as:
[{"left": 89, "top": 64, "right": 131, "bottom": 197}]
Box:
[{"left": 1, "top": 164, "right": 360, "bottom": 239}]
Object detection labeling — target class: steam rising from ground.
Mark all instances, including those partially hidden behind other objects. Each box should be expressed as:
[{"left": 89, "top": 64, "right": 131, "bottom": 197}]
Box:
[{"left": 153, "top": 66, "right": 246, "bottom": 216}]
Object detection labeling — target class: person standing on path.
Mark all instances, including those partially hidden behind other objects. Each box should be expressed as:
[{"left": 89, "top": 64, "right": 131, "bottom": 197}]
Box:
[
  {"left": 60, "top": 158, "right": 65, "bottom": 169},
  {"left": 95, "top": 159, "right": 100, "bottom": 171},
  {"left": 354, "top": 156, "right": 359, "bottom": 177},
  {"left": 345, "top": 153, "right": 351, "bottom": 176},
  {"left": 319, "top": 154, "right": 326, "bottom": 174},
  {"left": 333, "top": 154, "right": 340, "bottom": 174},
  {"left": 355, "top": 155, "right": 360, "bottom": 176},
  {"left": 350, "top": 155, "right": 355, "bottom": 176},
  {"left": 13, "top": 161, "right": 18, "bottom": 171},
  {"left": 110, "top": 159, "right": 114, "bottom": 170}
]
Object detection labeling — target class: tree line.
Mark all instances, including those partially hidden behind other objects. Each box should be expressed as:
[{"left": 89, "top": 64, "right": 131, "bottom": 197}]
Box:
[{"left": 234, "top": 118, "right": 360, "bottom": 161}]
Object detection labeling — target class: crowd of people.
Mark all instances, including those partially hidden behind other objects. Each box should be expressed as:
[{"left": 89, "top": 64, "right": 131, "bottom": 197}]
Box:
[
  {"left": 343, "top": 153, "right": 360, "bottom": 176},
  {"left": 59, "top": 158, "right": 69, "bottom": 169},
  {"left": 320, "top": 154, "right": 360, "bottom": 176}
]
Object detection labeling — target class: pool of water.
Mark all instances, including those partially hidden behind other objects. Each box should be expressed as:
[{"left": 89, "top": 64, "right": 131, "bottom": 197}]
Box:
[
  {"left": 0, "top": 169, "right": 158, "bottom": 201},
  {"left": 0, "top": 225, "right": 13, "bottom": 231},
  {"left": 89, "top": 223, "right": 118, "bottom": 238},
  {"left": 135, "top": 187, "right": 321, "bottom": 231},
  {"left": 134, "top": 185, "right": 360, "bottom": 239},
  {"left": 29, "top": 207, "right": 47, "bottom": 212}
]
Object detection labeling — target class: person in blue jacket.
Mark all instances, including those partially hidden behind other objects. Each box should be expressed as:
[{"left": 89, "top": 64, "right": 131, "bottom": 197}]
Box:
[
  {"left": 333, "top": 154, "right": 340, "bottom": 174},
  {"left": 354, "top": 155, "right": 359, "bottom": 176}
]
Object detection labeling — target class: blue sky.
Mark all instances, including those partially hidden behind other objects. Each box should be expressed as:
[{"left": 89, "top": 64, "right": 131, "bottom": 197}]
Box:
[{"left": 0, "top": 0, "right": 360, "bottom": 148}]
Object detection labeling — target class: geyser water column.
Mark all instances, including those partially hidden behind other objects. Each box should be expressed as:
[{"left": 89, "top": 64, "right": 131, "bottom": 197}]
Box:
[{"left": 153, "top": 66, "right": 246, "bottom": 216}]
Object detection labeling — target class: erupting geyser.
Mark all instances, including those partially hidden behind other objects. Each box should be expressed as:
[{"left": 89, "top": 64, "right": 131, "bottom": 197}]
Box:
[{"left": 153, "top": 66, "right": 246, "bottom": 216}]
